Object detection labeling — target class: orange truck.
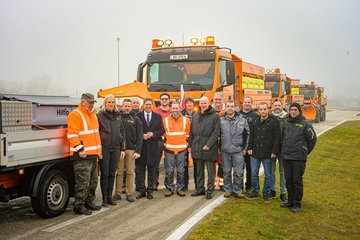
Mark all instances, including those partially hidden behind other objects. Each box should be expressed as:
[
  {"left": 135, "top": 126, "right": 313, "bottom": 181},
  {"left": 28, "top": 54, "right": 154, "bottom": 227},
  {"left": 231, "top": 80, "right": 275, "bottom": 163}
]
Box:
[
  {"left": 264, "top": 68, "right": 304, "bottom": 109},
  {"left": 98, "top": 36, "right": 271, "bottom": 109},
  {"left": 300, "top": 81, "right": 327, "bottom": 122}
]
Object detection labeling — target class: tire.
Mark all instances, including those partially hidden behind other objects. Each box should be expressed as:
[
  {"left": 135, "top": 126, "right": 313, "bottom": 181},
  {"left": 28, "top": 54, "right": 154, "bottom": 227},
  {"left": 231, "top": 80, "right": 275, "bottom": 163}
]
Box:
[{"left": 31, "top": 169, "right": 70, "bottom": 218}]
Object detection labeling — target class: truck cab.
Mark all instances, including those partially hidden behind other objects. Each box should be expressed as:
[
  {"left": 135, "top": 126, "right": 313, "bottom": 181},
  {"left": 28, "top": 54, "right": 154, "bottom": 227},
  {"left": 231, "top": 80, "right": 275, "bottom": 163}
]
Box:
[{"left": 136, "top": 36, "right": 271, "bottom": 109}]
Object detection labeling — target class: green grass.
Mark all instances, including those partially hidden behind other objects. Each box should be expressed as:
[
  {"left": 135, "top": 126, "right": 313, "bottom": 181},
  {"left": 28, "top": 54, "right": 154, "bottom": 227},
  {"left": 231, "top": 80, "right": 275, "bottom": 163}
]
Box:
[{"left": 188, "top": 121, "right": 360, "bottom": 240}]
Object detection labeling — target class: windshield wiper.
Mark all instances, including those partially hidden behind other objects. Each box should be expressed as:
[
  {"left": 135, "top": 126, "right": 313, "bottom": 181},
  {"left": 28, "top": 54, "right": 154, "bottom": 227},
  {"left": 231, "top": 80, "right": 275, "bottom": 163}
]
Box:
[
  {"left": 182, "top": 83, "right": 206, "bottom": 91},
  {"left": 151, "top": 83, "right": 177, "bottom": 87}
]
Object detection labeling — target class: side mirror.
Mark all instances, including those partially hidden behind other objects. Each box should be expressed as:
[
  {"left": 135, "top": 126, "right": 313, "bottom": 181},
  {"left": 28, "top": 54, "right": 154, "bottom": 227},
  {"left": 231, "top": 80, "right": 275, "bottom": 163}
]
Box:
[
  {"left": 137, "top": 62, "right": 148, "bottom": 82},
  {"left": 285, "top": 81, "right": 291, "bottom": 95},
  {"left": 226, "top": 61, "right": 235, "bottom": 85}
]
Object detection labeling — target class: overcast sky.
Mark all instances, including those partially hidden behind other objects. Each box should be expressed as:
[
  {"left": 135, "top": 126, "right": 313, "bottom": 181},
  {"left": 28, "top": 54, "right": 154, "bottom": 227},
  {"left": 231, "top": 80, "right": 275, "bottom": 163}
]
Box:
[{"left": 0, "top": 0, "right": 359, "bottom": 100}]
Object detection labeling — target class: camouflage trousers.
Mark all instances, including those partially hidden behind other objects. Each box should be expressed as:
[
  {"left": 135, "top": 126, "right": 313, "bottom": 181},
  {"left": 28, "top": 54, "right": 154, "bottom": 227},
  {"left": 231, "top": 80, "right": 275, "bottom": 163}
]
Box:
[{"left": 73, "top": 158, "right": 98, "bottom": 208}]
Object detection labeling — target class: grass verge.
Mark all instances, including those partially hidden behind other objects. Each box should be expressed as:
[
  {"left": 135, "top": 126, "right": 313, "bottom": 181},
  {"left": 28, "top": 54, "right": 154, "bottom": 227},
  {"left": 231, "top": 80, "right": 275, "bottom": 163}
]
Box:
[{"left": 188, "top": 121, "right": 360, "bottom": 240}]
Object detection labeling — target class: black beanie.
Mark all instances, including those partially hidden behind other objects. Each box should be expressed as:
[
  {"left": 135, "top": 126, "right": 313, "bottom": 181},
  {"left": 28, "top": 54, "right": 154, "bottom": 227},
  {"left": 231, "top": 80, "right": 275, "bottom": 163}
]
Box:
[{"left": 289, "top": 102, "right": 302, "bottom": 113}]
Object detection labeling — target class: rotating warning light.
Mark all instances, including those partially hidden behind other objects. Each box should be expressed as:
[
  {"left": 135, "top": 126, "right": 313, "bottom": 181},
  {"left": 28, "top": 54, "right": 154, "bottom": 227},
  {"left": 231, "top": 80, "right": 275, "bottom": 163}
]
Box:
[
  {"left": 165, "top": 39, "right": 173, "bottom": 46},
  {"left": 190, "top": 37, "right": 198, "bottom": 45}
]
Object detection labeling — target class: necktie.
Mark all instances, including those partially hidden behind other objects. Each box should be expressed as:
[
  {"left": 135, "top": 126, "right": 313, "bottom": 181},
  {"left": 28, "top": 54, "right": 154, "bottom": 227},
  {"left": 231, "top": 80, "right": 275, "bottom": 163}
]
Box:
[{"left": 146, "top": 113, "right": 150, "bottom": 126}]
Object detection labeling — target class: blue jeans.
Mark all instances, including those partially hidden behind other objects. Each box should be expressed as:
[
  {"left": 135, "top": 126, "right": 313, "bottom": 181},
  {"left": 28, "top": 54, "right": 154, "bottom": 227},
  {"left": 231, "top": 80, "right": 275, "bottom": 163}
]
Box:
[
  {"left": 221, "top": 151, "right": 244, "bottom": 194},
  {"left": 164, "top": 150, "right": 186, "bottom": 192},
  {"left": 250, "top": 156, "right": 272, "bottom": 197},
  {"left": 271, "top": 155, "right": 287, "bottom": 194}
]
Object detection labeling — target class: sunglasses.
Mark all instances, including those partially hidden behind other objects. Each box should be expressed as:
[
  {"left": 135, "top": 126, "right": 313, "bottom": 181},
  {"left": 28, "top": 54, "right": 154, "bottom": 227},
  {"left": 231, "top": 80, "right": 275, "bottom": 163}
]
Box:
[{"left": 160, "top": 98, "right": 169, "bottom": 100}]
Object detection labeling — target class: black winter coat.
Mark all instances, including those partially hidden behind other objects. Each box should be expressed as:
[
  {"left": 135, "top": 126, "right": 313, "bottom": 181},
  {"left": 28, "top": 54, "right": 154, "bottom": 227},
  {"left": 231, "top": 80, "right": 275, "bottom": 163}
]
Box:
[
  {"left": 121, "top": 112, "right": 143, "bottom": 154},
  {"left": 97, "top": 110, "right": 126, "bottom": 150},
  {"left": 249, "top": 115, "right": 281, "bottom": 159},
  {"left": 137, "top": 111, "right": 164, "bottom": 166},
  {"left": 282, "top": 114, "right": 317, "bottom": 161},
  {"left": 189, "top": 106, "right": 220, "bottom": 161}
]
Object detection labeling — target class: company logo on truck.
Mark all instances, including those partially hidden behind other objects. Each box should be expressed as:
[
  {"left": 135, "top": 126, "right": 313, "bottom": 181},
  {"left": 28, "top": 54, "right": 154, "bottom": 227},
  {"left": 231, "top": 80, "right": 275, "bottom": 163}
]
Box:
[{"left": 57, "top": 108, "right": 70, "bottom": 116}]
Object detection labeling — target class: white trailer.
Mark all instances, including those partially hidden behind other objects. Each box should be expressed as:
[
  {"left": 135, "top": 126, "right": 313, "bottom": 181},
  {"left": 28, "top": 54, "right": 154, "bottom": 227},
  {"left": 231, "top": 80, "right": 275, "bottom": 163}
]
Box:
[{"left": 0, "top": 94, "right": 79, "bottom": 218}]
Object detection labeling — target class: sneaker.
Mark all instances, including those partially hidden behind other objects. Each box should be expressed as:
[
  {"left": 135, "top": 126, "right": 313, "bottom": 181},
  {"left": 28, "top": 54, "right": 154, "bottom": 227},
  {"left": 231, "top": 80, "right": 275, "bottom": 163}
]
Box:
[
  {"left": 126, "top": 195, "right": 135, "bottom": 202},
  {"left": 177, "top": 191, "right": 186, "bottom": 197},
  {"left": 84, "top": 202, "right": 102, "bottom": 211},
  {"left": 263, "top": 196, "right": 270, "bottom": 204},
  {"left": 291, "top": 206, "right": 301, "bottom": 212},
  {"left": 165, "top": 190, "right": 173, "bottom": 197},
  {"left": 279, "top": 193, "right": 287, "bottom": 203},
  {"left": 245, "top": 193, "right": 259, "bottom": 200},
  {"left": 74, "top": 206, "right": 92, "bottom": 215},
  {"left": 235, "top": 193, "right": 245, "bottom": 198},
  {"left": 206, "top": 192, "right": 213, "bottom": 200},
  {"left": 269, "top": 190, "right": 276, "bottom": 199},
  {"left": 223, "top": 192, "right": 232, "bottom": 198}
]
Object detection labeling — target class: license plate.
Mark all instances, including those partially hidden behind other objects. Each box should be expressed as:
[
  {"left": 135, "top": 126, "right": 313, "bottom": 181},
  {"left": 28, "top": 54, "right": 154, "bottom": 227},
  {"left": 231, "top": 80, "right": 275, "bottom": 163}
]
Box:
[{"left": 170, "top": 54, "right": 188, "bottom": 60}]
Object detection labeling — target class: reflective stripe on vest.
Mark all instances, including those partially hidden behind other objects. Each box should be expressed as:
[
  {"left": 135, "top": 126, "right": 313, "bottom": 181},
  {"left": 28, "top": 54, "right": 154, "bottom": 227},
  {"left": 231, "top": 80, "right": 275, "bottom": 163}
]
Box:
[
  {"left": 70, "top": 145, "right": 102, "bottom": 152},
  {"left": 69, "top": 109, "right": 100, "bottom": 154},
  {"left": 165, "top": 143, "right": 188, "bottom": 149},
  {"left": 164, "top": 116, "right": 186, "bottom": 136}
]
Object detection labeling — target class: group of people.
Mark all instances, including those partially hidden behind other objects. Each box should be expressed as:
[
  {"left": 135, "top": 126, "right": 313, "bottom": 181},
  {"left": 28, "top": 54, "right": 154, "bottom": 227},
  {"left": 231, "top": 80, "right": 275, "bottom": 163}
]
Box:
[{"left": 67, "top": 91, "right": 317, "bottom": 215}]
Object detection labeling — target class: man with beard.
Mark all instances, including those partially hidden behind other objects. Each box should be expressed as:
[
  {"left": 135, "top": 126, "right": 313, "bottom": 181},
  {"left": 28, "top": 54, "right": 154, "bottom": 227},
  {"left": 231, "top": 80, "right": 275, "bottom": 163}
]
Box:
[{"left": 270, "top": 99, "right": 289, "bottom": 203}]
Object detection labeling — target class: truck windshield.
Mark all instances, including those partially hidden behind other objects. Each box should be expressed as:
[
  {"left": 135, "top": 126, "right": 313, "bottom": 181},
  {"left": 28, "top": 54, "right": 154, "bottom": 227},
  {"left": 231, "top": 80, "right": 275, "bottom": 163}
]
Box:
[
  {"left": 265, "top": 81, "right": 280, "bottom": 98},
  {"left": 300, "top": 87, "right": 315, "bottom": 100},
  {"left": 148, "top": 61, "right": 214, "bottom": 91}
]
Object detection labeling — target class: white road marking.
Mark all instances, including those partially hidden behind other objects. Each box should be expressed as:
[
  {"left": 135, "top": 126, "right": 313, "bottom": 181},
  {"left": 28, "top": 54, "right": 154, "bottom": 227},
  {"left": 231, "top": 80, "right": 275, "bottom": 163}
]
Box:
[
  {"left": 317, "top": 120, "right": 346, "bottom": 136},
  {"left": 165, "top": 195, "right": 227, "bottom": 240},
  {"left": 42, "top": 207, "right": 109, "bottom": 232}
]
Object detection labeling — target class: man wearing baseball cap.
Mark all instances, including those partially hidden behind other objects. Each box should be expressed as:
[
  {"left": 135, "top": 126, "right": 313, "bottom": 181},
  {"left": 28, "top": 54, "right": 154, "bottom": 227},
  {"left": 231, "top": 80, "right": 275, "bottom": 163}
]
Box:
[
  {"left": 281, "top": 102, "right": 317, "bottom": 212},
  {"left": 67, "top": 92, "right": 102, "bottom": 215}
]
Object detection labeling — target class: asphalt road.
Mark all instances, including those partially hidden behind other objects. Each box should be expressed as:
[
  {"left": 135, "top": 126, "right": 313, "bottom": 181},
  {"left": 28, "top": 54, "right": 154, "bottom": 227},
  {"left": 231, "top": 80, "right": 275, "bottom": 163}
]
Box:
[{"left": 1, "top": 108, "right": 359, "bottom": 240}]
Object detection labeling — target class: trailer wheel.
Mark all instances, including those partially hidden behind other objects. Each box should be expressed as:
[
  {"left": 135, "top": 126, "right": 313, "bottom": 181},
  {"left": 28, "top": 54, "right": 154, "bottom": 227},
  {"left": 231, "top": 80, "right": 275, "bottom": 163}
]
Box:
[{"left": 31, "top": 169, "right": 70, "bottom": 218}]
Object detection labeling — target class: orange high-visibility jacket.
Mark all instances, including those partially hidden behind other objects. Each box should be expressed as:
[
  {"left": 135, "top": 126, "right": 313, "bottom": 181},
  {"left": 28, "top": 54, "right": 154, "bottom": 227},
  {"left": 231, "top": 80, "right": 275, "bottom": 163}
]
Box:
[
  {"left": 163, "top": 114, "right": 190, "bottom": 154},
  {"left": 67, "top": 103, "right": 102, "bottom": 157}
]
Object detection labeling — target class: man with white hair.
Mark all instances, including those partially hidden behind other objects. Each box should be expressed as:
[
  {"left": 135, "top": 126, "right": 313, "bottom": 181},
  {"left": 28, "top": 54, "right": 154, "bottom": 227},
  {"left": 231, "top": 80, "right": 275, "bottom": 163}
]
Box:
[{"left": 189, "top": 96, "right": 220, "bottom": 200}]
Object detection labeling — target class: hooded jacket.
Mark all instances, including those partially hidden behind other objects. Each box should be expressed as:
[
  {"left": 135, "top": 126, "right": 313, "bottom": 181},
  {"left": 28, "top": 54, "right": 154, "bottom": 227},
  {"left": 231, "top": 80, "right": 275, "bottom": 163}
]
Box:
[
  {"left": 189, "top": 106, "right": 220, "bottom": 161},
  {"left": 282, "top": 114, "right": 317, "bottom": 161}
]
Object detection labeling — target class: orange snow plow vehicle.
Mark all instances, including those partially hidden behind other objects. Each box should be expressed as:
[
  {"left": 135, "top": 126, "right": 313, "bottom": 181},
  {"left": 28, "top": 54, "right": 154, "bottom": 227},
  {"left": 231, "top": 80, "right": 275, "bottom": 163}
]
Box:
[
  {"left": 300, "top": 81, "right": 327, "bottom": 122},
  {"left": 98, "top": 36, "right": 271, "bottom": 110}
]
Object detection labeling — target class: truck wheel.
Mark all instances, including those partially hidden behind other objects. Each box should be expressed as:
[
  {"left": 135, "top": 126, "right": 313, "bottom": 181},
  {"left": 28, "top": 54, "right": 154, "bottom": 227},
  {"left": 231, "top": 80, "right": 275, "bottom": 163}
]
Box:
[{"left": 31, "top": 169, "right": 70, "bottom": 218}]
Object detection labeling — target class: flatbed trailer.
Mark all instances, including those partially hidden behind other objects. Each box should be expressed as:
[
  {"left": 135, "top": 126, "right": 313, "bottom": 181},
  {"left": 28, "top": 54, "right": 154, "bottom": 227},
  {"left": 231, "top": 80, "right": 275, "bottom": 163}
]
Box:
[{"left": 0, "top": 94, "right": 78, "bottom": 217}]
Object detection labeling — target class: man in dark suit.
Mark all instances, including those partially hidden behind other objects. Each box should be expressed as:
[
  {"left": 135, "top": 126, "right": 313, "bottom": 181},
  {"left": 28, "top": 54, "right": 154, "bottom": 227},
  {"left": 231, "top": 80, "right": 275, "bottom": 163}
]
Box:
[{"left": 136, "top": 98, "right": 164, "bottom": 199}]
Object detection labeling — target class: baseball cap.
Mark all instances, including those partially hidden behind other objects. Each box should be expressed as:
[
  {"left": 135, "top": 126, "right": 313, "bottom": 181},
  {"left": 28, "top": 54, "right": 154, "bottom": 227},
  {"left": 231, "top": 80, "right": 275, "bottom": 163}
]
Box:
[{"left": 81, "top": 93, "right": 97, "bottom": 103}]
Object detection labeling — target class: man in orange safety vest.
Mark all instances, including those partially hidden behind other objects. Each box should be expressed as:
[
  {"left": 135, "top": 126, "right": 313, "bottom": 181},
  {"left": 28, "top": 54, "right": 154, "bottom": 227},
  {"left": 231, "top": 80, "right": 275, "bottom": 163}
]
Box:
[{"left": 163, "top": 101, "right": 190, "bottom": 197}]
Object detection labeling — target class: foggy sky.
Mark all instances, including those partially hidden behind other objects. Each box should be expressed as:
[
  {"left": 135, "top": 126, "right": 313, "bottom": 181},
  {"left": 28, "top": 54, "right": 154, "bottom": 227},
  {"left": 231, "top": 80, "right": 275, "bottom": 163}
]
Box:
[{"left": 0, "top": 0, "right": 359, "bottom": 100}]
